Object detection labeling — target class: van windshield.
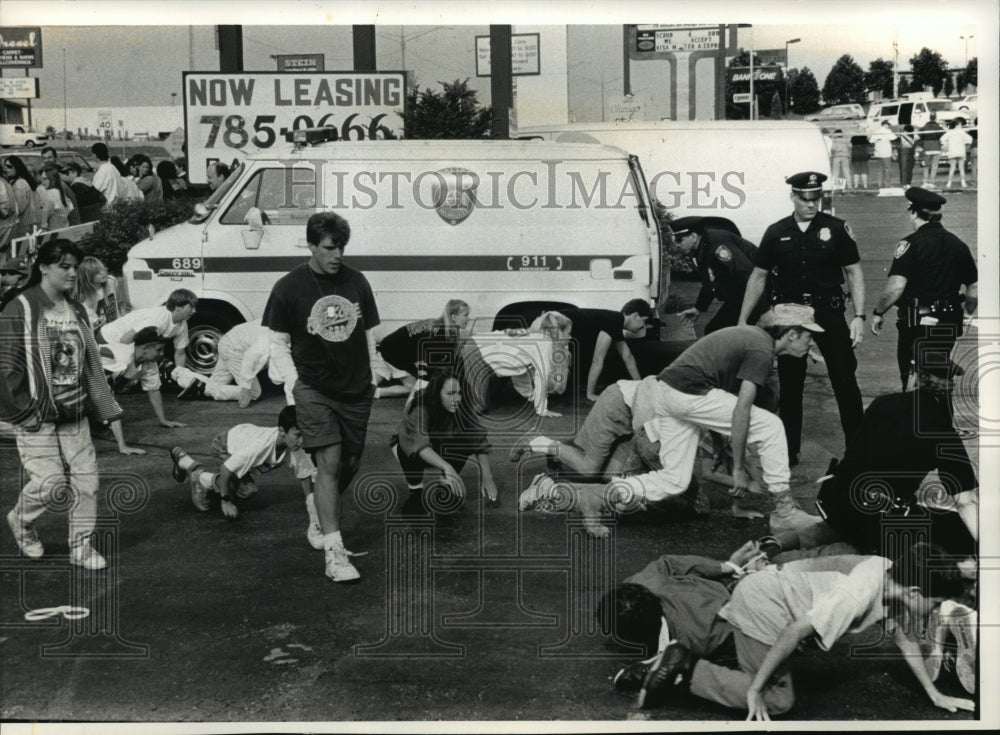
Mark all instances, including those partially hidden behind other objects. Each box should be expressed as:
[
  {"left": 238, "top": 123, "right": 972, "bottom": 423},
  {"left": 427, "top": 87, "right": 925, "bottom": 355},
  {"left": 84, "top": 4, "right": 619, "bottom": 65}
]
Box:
[{"left": 926, "top": 100, "right": 954, "bottom": 112}]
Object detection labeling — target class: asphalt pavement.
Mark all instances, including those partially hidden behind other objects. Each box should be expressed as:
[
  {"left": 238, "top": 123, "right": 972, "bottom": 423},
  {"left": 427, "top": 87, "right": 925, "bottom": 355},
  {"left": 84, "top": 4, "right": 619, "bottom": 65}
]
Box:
[{"left": 0, "top": 191, "right": 981, "bottom": 724}]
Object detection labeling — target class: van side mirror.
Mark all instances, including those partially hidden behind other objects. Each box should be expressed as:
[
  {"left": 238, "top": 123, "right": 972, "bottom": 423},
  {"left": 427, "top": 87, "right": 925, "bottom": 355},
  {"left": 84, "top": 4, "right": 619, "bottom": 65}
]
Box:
[
  {"left": 242, "top": 207, "right": 265, "bottom": 250},
  {"left": 245, "top": 207, "right": 264, "bottom": 230}
]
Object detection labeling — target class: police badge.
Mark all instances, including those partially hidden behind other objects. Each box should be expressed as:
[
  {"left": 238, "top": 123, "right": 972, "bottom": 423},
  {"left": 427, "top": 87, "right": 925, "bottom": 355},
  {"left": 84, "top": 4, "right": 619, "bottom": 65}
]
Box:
[
  {"left": 431, "top": 167, "right": 479, "bottom": 226},
  {"left": 819, "top": 228, "right": 831, "bottom": 241}
]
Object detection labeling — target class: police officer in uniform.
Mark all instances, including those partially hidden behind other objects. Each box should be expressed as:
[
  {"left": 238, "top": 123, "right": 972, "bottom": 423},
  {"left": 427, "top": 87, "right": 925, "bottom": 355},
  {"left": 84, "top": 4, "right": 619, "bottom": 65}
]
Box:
[
  {"left": 870, "top": 186, "right": 977, "bottom": 391},
  {"left": 669, "top": 216, "right": 764, "bottom": 334},
  {"left": 738, "top": 172, "right": 865, "bottom": 466}
]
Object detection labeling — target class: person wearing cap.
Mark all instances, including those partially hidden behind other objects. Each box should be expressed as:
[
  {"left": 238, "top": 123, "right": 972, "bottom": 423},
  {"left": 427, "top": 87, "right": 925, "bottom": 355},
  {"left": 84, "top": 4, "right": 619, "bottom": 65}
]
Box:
[
  {"left": 738, "top": 171, "right": 865, "bottom": 467},
  {"left": 870, "top": 187, "right": 977, "bottom": 391},
  {"left": 98, "top": 325, "right": 184, "bottom": 432},
  {"left": 0, "top": 256, "right": 30, "bottom": 310},
  {"left": 543, "top": 309, "right": 825, "bottom": 534},
  {"left": 669, "top": 217, "right": 763, "bottom": 335}
]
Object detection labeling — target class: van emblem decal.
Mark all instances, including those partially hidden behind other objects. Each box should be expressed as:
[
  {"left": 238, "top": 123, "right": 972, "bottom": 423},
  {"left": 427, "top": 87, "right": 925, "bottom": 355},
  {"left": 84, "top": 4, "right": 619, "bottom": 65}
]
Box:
[{"left": 432, "top": 167, "right": 478, "bottom": 226}]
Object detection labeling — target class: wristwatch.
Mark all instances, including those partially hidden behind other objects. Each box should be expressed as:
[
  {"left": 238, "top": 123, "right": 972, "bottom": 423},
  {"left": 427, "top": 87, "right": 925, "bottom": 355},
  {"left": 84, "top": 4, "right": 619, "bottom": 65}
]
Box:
[
  {"left": 853, "top": 313, "right": 867, "bottom": 321},
  {"left": 872, "top": 307, "right": 885, "bottom": 318}
]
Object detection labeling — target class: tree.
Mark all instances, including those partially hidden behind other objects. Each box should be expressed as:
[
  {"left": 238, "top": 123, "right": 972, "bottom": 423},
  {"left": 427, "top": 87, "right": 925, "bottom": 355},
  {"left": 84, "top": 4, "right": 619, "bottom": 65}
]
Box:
[
  {"left": 864, "top": 58, "right": 895, "bottom": 99},
  {"left": 789, "top": 66, "right": 822, "bottom": 114},
  {"left": 401, "top": 78, "right": 493, "bottom": 139},
  {"left": 822, "top": 54, "right": 866, "bottom": 104},
  {"left": 909, "top": 47, "right": 949, "bottom": 96},
  {"left": 897, "top": 76, "right": 911, "bottom": 96},
  {"left": 964, "top": 57, "right": 977, "bottom": 90},
  {"left": 770, "top": 90, "right": 784, "bottom": 118},
  {"left": 943, "top": 73, "right": 955, "bottom": 97}
]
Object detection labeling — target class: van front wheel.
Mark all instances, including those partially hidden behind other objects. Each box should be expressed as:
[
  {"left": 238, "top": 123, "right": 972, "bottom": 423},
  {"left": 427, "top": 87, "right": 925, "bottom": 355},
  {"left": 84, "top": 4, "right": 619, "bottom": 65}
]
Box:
[{"left": 185, "top": 310, "right": 239, "bottom": 375}]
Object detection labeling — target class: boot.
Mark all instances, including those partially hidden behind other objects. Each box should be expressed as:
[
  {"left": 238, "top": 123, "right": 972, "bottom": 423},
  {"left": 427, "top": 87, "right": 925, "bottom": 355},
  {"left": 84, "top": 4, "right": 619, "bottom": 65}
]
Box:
[{"left": 769, "top": 491, "right": 816, "bottom": 534}]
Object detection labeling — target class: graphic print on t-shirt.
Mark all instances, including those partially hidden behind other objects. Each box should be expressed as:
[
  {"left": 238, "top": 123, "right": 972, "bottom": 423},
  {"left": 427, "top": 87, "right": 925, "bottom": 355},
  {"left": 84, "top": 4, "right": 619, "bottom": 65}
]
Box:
[
  {"left": 307, "top": 294, "right": 360, "bottom": 343},
  {"left": 51, "top": 328, "right": 83, "bottom": 386}
]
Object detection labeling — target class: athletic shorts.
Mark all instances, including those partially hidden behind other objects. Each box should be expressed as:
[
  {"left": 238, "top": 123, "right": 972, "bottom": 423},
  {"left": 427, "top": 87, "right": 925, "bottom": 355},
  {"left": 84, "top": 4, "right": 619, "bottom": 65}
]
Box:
[{"left": 293, "top": 380, "right": 374, "bottom": 451}]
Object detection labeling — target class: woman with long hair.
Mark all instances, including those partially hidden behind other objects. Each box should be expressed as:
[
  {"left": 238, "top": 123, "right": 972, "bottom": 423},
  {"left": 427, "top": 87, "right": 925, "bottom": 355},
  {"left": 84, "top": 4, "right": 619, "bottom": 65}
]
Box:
[
  {"left": 390, "top": 367, "right": 499, "bottom": 512},
  {"left": 73, "top": 255, "right": 124, "bottom": 330},
  {"left": 37, "top": 163, "right": 74, "bottom": 230},
  {"left": 0, "top": 239, "right": 124, "bottom": 570},
  {"left": 2, "top": 154, "right": 42, "bottom": 237},
  {"left": 373, "top": 298, "right": 471, "bottom": 398},
  {"left": 132, "top": 153, "right": 163, "bottom": 202}
]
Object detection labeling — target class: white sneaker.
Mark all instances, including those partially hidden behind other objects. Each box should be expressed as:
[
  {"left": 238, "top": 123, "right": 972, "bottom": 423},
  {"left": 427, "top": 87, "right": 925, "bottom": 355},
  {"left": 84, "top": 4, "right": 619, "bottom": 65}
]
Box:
[
  {"left": 7, "top": 509, "right": 44, "bottom": 558},
  {"left": 325, "top": 545, "right": 360, "bottom": 582},
  {"left": 943, "top": 601, "right": 976, "bottom": 694},
  {"left": 70, "top": 544, "right": 108, "bottom": 571},
  {"left": 307, "top": 519, "right": 324, "bottom": 550},
  {"left": 188, "top": 467, "right": 210, "bottom": 512}
]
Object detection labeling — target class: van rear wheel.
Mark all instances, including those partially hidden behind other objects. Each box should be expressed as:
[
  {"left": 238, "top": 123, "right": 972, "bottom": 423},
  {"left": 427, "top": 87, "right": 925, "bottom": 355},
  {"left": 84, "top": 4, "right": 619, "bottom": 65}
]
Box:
[
  {"left": 24, "top": 141, "right": 36, "bottom": 148},
  {"left": 185, "top": 310, "right": 239, "bottom": 375}
]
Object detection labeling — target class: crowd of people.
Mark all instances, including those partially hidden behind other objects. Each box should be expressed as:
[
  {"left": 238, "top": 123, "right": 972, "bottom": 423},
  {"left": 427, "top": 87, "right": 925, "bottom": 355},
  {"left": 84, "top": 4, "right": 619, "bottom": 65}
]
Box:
[
  {"left": 0, "top": 143, "right": 186, "bottom": 254},
  {"left": 0, "top": 164, "right": 981, "bottom": 720},
  {"left": 824, "top": 114, "right": 976, "bottom": 191}
]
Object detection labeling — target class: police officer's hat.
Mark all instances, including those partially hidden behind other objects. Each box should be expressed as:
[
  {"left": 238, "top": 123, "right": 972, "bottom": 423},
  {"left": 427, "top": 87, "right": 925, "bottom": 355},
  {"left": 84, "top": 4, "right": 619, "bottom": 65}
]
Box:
[
  {"left": 786, "top": 171, "right": 827, "bottom": 201},
  {"left": 667, "top": 216, "right": 704, "bottom": 238},
  {"left": 904, "top": 186, "right": 947, "bottom": 212}
]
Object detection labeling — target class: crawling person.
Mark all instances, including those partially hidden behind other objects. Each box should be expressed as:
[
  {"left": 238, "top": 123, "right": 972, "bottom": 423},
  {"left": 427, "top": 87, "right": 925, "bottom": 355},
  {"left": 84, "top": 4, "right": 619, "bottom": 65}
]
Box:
[
  {"left": 169, "top": 405, "right": 307, "bottom": 520},
  {"left": 390, "top": 367, "right": 499, "bottom": 512},
  {"left": 373, "top": 299, "right": 471, "bottom": 399}
]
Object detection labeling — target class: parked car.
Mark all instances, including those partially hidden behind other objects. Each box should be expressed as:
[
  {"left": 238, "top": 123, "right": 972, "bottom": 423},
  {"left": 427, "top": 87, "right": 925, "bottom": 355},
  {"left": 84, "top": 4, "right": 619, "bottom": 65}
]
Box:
[
  {"left": 956, "top": 94, "right": 977, "bottom": 123},
  {"left": 0, "top": 124, "right": 48, "bottom": 148},
  {"left": 804, "top": 104, "right": 866, "bottom": 123},
  {"left": 7, "top": 150, "right": 98, "bottom": 183},
  {"left": 866, "top": 97, "right": 971, "bottom": 129}
]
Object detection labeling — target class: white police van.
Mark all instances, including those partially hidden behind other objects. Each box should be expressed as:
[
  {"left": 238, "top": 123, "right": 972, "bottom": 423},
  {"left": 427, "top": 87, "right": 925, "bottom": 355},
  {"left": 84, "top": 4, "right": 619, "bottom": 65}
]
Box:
[{"left": 122, "top": 132, "right": 662, "bottom": 372}]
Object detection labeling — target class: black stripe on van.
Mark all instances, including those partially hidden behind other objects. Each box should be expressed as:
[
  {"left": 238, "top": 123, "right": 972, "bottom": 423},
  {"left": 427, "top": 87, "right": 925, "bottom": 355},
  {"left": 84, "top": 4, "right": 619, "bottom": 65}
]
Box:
[{"left": 141, "top": 255, "right": 633, "bottom": 273}]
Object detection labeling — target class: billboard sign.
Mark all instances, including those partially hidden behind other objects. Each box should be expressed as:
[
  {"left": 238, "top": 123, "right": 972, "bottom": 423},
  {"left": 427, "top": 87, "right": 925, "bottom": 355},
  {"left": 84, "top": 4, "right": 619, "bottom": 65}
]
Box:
[
  {"left": 727, "top": 66, "right": 783, "bottom": 83},
  {"left": 756, "top": 49, "right": 788, "bottom": 67},
  {"left": 183, "top": 71, "right": 406, "bottom": 184},
  {"left": 0, "top": 77, "right": 38, "bottom": 98},
  {"left": 0, "top": 27, "right": 43, "bottom": 68},
  {"left": 475, "top": 34, "right": 541, "bottom": 76},
  {"left": 275, "top": 54, "right": 325, "bottom": 72},
  {"left": 634, "top": 25, "right": 720, "bottom": 54}
]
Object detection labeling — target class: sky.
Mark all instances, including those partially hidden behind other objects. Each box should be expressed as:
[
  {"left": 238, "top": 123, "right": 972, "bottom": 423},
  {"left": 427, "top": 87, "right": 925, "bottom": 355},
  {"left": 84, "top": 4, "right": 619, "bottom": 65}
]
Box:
[{"left": 0, "top": 1, "right": 993, "bottom": 113}]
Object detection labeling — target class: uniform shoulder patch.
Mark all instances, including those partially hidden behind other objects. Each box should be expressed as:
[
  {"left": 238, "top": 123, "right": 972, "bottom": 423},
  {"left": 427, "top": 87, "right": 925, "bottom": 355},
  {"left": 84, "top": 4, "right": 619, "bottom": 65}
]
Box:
[
  {"left": 844, "top": 222, "right": 855, "bottom": 240},
  {"left": 714, "top": 245, "right": 732, "bottom": 262},
  {"left": 894, "top": 240, "right": 910, "bottom": 259}
]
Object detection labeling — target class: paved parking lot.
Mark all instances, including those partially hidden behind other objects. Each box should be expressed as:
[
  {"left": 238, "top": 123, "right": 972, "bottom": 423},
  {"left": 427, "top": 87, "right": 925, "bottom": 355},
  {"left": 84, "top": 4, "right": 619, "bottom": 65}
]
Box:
[{"left": 0, "top": 192, "right": 982, "bottom": 723}]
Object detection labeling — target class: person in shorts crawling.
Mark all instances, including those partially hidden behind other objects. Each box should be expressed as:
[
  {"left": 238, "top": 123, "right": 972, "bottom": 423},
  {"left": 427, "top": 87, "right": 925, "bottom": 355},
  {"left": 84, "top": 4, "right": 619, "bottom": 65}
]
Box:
[{"left": 169, "top": 405, "right": 306, "bottom": 519}]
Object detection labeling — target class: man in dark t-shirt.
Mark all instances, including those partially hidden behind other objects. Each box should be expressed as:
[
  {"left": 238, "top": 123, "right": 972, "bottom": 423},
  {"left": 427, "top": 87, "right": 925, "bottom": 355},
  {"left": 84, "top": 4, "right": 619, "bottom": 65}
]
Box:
[
  {"left": 558, "top": 299, "right": 651, "bottom": 401},
  {"left": 262, "top": 212, "right": 380, "bottom": 584}
]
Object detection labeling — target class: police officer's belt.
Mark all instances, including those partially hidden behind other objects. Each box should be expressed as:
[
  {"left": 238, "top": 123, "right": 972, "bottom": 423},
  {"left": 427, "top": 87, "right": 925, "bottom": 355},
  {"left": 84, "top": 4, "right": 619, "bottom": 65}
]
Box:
[{"left": 774, "top": 292, "right": 844, "bottom": 309}]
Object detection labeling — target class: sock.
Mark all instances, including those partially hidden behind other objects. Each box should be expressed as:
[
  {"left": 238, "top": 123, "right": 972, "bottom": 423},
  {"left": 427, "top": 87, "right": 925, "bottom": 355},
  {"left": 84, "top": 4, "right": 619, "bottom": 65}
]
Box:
[
  {"left": 323, "top": 531, "right": 343, "bottom": 551},
  {"left": 197, "top": 471, "right": 215, "bottom": 491},
  {"left": 528, "top": 436, "right": 552, "bottom": 453},
  {"left": 177, "top": 452, "right": 196, "bottom": 471},
  {"left": 305, "top": 493, "right": 319, "bottom": 524},
  {"left": 407, "top": 484, "right": 424, "bottom": 494}
]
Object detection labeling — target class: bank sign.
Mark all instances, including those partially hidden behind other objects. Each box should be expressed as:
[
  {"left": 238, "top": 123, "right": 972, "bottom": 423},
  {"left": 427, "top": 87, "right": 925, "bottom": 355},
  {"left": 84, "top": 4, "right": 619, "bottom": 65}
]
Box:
[
  {"left": 183, "top": 71, "right": 406, "bottom": 184},
  {"left": 0, "top": 27, "right": 42, "bottom": 68}
]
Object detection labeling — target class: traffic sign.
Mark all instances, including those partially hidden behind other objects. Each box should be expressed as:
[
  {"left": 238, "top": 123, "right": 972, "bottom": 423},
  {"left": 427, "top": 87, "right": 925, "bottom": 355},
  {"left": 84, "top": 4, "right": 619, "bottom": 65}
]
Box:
[{"left": 733, "top": 93, "right": 751, "bottom": 103}]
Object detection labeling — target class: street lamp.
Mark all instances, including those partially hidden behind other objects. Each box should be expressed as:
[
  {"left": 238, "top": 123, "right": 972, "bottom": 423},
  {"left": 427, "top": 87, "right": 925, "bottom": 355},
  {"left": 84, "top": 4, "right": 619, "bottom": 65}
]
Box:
[
  {"left": 960, "top": 35, "right": 973, "bottom": 67},
  {"left": 785, "top": 38, "right": 800, "bottom": 110}
]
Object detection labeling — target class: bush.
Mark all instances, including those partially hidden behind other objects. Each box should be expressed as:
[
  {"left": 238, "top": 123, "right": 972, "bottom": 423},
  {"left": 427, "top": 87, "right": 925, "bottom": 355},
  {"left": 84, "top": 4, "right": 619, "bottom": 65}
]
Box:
[{"left": 79, "top": 198, "right": 195, "bottom": 276}]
